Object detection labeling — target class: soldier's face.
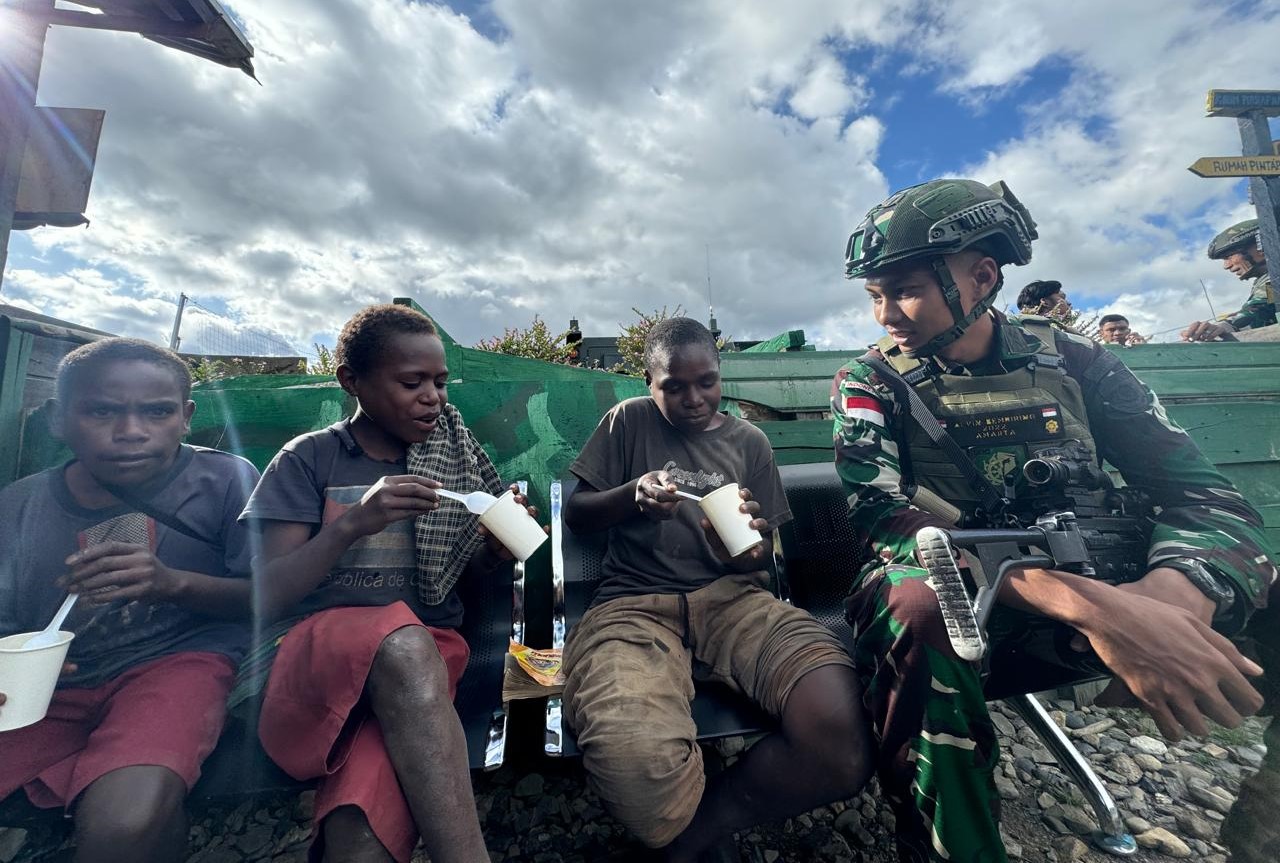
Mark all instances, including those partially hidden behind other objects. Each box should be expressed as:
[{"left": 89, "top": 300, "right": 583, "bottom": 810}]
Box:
[
  {"left": 1222, "top": 249, "right": 1263, "bottom": 279},
  {"left": 1044, "top": 291, "right": 1071, "bottom": 314},
  {"left": 864, "top": 254, "right": 997, "bottom": 352}
]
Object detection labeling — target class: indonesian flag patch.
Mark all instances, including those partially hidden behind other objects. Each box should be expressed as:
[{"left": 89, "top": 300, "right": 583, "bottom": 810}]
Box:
[
  {"left": 1041, "top": 407, "right": 1059, "bottom": 419},
  {"left": 844, "top": 395, "right": 885, "bottom": 426}
]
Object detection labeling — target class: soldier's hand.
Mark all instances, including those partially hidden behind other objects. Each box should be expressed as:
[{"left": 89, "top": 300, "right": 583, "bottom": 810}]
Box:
[
  {"left": 1074, "top": 582, "right": 1263, "bottom": 741},
  {"left": 1181, "top": 320, "right": 1234, "bottom": 342}
]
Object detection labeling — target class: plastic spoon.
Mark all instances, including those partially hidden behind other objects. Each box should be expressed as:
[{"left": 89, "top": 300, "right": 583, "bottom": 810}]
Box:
[
  {"left": 23, "top": 593, "right": 78, "bottom": 650},
  {"left": 672, "top": 490, "right": 703, "bottom": 502},
  {"left": 436, "top": 489, "right": 499, "bottom": 514}
]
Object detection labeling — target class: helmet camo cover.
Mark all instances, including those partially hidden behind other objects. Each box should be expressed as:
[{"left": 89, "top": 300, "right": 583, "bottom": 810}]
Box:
[
  {"left": 1207, "top": 219, "right": 1259, "bottom": 260},
  {"left": 845, "top": 179, "right": 1038, "bottom": 279}
]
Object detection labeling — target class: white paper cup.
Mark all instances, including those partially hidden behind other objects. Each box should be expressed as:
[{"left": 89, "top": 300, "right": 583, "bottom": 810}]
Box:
[
  {"left": 478, "top": 489, "right": 548, "bottom": 562},
  {"left": 698, "top": 483, "right": 764, "bottom": 558},
  {"left": 0, "top": 631, "right": 74, "bottom": 732}
]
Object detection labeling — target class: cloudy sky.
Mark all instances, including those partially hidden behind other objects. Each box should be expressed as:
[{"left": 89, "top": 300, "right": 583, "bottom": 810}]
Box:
[{"left": 3, "top": 0, "right": 1279, "bottom": 356}]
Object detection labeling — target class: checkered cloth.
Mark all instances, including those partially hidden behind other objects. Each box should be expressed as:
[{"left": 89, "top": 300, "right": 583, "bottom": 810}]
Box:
[{"left": 405, "top": 403, "right": 505, "bottom": 606}]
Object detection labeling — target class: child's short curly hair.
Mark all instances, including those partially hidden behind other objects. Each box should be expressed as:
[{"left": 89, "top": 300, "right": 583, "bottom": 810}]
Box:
[
  {"left": 335, "top": 304, "right": 438, "bottom": 375},
  {"left": 643, "top": 317, "right": 719, "bottom": 373},
  {"left": 57, "top": 338, "right": 192, "bottom": 402}
]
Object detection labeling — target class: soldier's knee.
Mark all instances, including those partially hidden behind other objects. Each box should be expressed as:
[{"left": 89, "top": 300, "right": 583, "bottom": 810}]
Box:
[{"left": 880, "top": 568, "right": 947, "bottom": 633}]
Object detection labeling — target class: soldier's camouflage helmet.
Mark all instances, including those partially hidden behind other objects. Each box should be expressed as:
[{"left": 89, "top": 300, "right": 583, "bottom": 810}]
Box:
[
  {"left": 844, "top": 178, "right": 1038, "bottom": 357},
  {"left": 1207, "top": 219, "right": 1259, "bottom": 260}
]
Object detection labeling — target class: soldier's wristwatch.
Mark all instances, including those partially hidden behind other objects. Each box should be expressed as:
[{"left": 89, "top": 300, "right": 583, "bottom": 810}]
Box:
[{"left": 1160, "top": 557, "right": 1237, "bottom": 618}]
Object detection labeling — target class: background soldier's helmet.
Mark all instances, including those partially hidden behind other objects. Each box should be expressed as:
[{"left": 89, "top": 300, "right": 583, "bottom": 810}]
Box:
[
  {"left": 1207, "top": 219, "right": 1260, "bottom": 260},
  {"left": 844, "top": 178, "right": 1038, "bottom": 357}
]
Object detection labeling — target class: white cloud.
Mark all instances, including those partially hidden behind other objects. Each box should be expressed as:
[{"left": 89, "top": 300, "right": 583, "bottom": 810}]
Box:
[{"left": 2, "top": 0, "right": 1276, "bottom": 356}]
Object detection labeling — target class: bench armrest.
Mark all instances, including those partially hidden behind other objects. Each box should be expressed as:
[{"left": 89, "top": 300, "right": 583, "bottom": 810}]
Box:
[
  {"left": 482, "top": 480, "right": 533, "bottom": 771},
  {"left": 545, "top": 479, "right": 567, "bottom": 755}
]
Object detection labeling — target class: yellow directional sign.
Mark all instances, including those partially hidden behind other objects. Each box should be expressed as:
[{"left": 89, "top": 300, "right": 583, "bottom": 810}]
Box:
[
  {"left": 1206, "top": 90, "right": 1280, "bottom": 118},
  {"left": 1188, "top": 155, "right": 1280, "bottom": 178}
]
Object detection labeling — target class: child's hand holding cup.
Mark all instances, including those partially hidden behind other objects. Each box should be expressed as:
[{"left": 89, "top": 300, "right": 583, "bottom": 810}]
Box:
[
  {"left": 698, "top": 483, "right": 767, "bottom": 560},
  {"left": 477, "top": 484, "right": 548, "bottom": 562}
]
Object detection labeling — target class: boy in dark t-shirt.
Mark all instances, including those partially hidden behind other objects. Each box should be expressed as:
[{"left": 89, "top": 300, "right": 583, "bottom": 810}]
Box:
[
  {"left": 562, "top": 318, "right": 873, "bottom": 861},
  {"left": 0, "top": 339, "right": 258, "bottom": 863},
  {"left": 241, "top": 305, "right": 529, "bottom": 863}
]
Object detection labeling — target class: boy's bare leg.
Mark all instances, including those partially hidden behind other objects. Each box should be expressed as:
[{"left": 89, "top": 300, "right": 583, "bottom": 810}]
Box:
[
  {"left": 73, "top": 765, "right": 188, "bottom": 863},
  {"left": 664, "top": 665, "right": 873, "bottom": 862},
  {"left": 367, "top": 626, "right": 489, "bottom": 863},
  {"left": 321, "top": 806, "right": 396, "bottom": 863}
]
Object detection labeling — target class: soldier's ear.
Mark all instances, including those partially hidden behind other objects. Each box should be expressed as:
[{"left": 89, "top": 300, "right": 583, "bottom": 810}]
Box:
[{"left": 971, "top": 256, "right": 1000, "bottom": 301}]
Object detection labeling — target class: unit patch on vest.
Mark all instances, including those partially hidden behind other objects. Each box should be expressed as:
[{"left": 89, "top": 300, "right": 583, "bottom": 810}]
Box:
[
  {"left": 973, "top": 447, "right": 1023, "bottom": 485},
  {"left": 937, "top": 404, "right": 1066, "bottom": 446}
]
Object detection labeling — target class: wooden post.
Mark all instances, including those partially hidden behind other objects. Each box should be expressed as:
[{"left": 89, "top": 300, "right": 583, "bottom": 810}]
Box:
[
  {"left": 1237, "top": 110, "right": 1280, "bottom": 296},
  {"left": 0, "top": 0, "right": 53, "bottom": 294}
]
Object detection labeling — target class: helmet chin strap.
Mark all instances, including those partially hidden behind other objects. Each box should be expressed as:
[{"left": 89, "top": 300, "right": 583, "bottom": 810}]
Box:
[{"left": 902, "top": 258, "right": 1003, "bottom": 359}]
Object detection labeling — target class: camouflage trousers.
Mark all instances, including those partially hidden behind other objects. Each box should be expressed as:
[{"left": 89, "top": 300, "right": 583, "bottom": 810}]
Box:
[{"left": 845, "top": 565, "right": 1007, "bottom": 863}]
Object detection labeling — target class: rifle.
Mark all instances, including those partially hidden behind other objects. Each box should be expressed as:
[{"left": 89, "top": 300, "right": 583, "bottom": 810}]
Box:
[{"left": 914, "top": 443, "right": 1151, "bottom": 662}]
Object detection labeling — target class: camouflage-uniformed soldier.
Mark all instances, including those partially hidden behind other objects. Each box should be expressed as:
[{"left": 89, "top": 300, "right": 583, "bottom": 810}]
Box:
[
  {"left": 1182, "top": 218, "right": 1274, "bottom": 341},
  {"left": 832, "top": 178, "right": 1277, "bottom": 863}
]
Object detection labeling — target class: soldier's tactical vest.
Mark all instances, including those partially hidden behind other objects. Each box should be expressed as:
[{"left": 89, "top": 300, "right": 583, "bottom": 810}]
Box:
[{"left": 874, "top": 318, "right": 1098, "bottom": 519}]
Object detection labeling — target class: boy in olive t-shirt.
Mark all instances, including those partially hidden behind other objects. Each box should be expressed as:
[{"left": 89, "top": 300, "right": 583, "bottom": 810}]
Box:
[{"left": 562, "top": 317, "right": 872, "bottom": 862}]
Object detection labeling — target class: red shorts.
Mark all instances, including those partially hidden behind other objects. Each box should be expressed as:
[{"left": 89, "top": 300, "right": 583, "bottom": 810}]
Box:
[
  {"left": 0, "top": 651, "right": 235, "bottom": 809},
  {"left": 258, "top": 602, "right": 469, "bottom": 863}
]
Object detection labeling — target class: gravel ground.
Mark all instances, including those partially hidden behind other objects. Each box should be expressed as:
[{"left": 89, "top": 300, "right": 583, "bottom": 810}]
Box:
[{"left": 1, "top": 699, "right": 1268, "bottom": 863}]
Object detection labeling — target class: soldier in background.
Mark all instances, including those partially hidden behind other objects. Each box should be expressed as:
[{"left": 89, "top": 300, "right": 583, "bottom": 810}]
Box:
[
  {"left": 1182, "top": 219, "right": 1274, "bottom": 341},
  {"left": 1015, "top": 279, "right": 1072, "bottom": 317}
]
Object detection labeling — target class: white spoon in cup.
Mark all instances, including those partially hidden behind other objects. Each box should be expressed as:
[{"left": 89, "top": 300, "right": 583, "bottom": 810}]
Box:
[
  {"left": 436, "top": 489, "right": 499, "bottom": 514},
  {"left": 23, "top": 593, "right": 78, "bottom": 650}
]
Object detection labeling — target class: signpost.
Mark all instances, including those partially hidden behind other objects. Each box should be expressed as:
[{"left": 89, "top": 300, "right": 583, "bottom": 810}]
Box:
[
  {"left": 1205, "top": 90, "right": 1280, "bottom": 118},
  {"left": 1193, "top": 89, "right": 1280, "bottom": 321},
  {"left": 1188, "top": 155, "right": 1280, "bottom": 178}
]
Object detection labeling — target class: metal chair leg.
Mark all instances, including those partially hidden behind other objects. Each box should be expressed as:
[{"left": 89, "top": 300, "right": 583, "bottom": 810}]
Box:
[{"left": 1006, "top": 693, "right": 1136, "bottom": 856}]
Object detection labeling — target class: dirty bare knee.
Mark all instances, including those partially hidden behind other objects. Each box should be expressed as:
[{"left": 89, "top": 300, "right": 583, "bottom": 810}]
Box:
[{"left": 369, "top": 626, "right": 449, "bottom": 703}]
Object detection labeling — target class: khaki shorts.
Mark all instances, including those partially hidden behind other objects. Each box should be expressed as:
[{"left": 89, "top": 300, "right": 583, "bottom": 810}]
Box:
[{"left": 562, "top": 571, "right": 854, "bottom": 847}]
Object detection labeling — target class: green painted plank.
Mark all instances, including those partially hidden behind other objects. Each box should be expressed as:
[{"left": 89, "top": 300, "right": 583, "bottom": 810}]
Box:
[
  {"left": 755, "top": 420, "right": 832, "bottom": 451},
  {"left": 1134, "top": 368, "right": 1280, "bottom": 399},
  {"left": 721, "top": 379, "right": 832, "bottom": 412},
  {"left": 1164, "top": 402, "right": 1280, "bottom": 464},
  {"left": 720, "top": 351, "right": 856, "bottom": 378},
  {"left": 1112, "top": 342, "right": 1280, "bottom": 370}
]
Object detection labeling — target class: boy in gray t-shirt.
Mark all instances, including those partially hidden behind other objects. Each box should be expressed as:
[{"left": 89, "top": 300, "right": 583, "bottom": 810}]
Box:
[
  {"left": 0, "top": 339, "right": 257, "bottom": 863},
  {"left": 562, "top": 317, "right": 872, "bottom": 861}
]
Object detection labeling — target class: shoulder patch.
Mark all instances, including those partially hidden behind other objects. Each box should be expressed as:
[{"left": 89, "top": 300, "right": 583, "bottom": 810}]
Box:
[
  {"left": 1089, "top": 353, "right": 1153, "bottom": 415},
  {"left": 1054, "top": 329, "right": 1096, "bottom": 349}
]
